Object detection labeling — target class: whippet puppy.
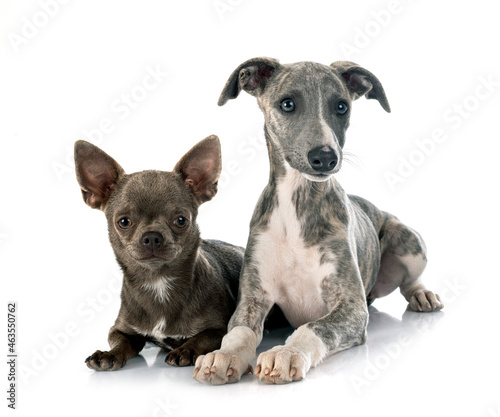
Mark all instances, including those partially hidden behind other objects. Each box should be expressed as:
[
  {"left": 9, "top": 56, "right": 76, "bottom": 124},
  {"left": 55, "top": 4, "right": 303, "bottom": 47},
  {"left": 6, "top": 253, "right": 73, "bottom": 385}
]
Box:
[{"left": 193, "top": 57, "right": 443, "bottom": 385}]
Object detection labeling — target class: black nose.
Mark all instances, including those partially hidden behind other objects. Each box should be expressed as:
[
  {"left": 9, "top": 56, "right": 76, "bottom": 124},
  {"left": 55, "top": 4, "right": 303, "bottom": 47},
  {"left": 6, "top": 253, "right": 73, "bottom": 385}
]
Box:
[
  {"left": 307, "top": 146, "right": 338, "bottom": 172},
  {"left": 141, "top": 232, "right": 164, "bottom": 251}
]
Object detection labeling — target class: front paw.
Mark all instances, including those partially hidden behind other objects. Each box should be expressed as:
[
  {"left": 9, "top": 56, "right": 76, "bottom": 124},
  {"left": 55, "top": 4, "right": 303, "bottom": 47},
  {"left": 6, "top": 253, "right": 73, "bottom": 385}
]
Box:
[
  {"left": 409, "top": 290, "right": 444, "bottom": 312},
  {"left": 192, "top": 350, "right": 252, "bottom": 385},
  {"left": 255, "top": 346, "right": 309, "bottom": 384},
  {"left": 85, "top": 350, "right": 126, "bottom": 371},
  {"left": 165, "top": 346, "right": 198, "bottom": 367}
]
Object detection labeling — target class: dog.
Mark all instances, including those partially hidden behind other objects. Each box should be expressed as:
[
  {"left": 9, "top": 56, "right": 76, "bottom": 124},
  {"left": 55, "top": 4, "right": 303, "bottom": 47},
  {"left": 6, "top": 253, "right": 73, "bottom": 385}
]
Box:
[
  {"left": 75, "top": 135, "right": 244, "bottom": 370},
  {"left": 193, "top": 57, "right": 444, "bottom": 385}
]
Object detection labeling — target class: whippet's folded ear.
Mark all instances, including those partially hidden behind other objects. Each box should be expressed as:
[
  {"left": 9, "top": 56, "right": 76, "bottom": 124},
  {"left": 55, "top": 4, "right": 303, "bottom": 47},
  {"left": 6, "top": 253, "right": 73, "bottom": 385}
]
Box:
[
  {"left": 173, "top": 135, "right": 222, "bottom": 205},
  {"left": 74, "top": 140, "right": 126, "bottom": 210},
  {"left": 218, "top": 57, "right": 282, "bottom": 106},
  {"left": 330, "top": 61, "right": 391, "bottom": 113}
]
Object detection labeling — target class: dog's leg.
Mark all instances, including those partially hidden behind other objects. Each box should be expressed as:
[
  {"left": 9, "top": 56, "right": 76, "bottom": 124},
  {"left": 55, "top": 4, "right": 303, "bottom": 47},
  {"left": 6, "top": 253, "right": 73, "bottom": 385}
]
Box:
[
  {"left": 85, "top": 326, "right": 146, "bottom": 371},
  {"left": 165, "top": 328, "right": 226, "bottom": 367},
  {"left": 399, "top": 252, "right": 443, "bottom": 312},
  {"left": 255, "top": 261, "right": 368, "bottom": 384},
  {"left": 369, "top": 217, "right": 443, "bottom": 312},
  {"left": 193, "top": 275, "right": 274, "bottom": 384}
]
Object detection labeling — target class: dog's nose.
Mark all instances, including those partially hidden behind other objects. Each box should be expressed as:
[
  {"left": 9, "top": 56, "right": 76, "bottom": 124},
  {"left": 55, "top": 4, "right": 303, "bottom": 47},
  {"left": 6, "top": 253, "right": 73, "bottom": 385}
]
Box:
[
  {"left": 308, "top": 146, "right": 338, "bottom": 172},
  {"left": 141, "top": 232, "right": 164, "bottom": 251}
]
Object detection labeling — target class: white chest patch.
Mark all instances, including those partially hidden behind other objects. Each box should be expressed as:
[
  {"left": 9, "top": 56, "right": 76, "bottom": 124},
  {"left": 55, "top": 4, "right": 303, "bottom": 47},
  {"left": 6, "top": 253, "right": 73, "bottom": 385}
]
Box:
[
  {"left": 254, "top": 169, "right": 335, "bottom": 328},
  {"left": 131, "top": 319, "right": 189, "bottom": 344},
  {"left": 141, "top": 276, "right": 176, "bottom": 303},
  {"left": 151, "top": 318, "right": 167, "bottom": 340}
]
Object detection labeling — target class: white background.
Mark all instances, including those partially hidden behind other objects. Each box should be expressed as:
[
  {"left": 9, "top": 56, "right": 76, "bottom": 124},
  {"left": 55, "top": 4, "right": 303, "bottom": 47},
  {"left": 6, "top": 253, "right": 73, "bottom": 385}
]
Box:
[{"left": 1, "top": 1, "right": 499, "bottom": 416}]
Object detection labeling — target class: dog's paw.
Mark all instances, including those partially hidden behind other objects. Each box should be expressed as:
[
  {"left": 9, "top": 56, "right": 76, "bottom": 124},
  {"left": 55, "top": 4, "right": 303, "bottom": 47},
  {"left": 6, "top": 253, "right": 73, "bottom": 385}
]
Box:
[
  {"left": 85, "top": 350, "right": 126, "bottom": 371},
  {"left": 409, "top": 290, "right": 443, "bottom": 312},
  {"left": 255, "top": 346, "right": 309, "bottom": 384},
  {"left": 192, "top": 350, "right": 252, "bottom": 385},
  {"left": 165, "top": 346, "right": 198, "bottom": 367}
]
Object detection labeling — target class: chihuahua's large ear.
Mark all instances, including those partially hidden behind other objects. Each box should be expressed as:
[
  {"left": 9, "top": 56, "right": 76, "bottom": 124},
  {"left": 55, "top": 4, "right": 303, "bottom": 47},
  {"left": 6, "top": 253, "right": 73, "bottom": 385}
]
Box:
[
  {"left": 74, "top": 140, "right": 125, "bottom": 210},
  {"left": 330, "top": 61, "right": 391, "bottom": 113},
  {"left": 173, "top": 135, "right": 222, "bottom": 205},
  {"left": 218, "top": 57, "right": 282, "bottom": 106}
]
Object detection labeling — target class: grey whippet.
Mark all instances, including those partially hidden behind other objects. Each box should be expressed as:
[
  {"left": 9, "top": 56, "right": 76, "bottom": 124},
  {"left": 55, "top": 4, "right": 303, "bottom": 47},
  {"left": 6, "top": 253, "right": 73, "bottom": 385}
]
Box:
[{"left": 193, "top": 57, "right": 443, "bottom": 385}]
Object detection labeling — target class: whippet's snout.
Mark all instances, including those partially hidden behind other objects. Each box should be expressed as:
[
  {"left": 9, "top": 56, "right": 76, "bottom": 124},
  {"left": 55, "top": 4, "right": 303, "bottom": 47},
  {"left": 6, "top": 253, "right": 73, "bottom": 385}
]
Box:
[
  {"left": 141, "top": 232, "right": 164, "bottom": 251},
  {"left": 308, "top": 146, "right": 338, "bottom": 172}
]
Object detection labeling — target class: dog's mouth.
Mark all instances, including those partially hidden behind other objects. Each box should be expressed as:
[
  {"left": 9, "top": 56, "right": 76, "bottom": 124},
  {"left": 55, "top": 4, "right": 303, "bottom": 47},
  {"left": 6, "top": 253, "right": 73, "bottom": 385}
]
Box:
[
  {"left": 132, "top": 246, "right": 182, "bottom": 266},
  {"left": 301, "top": 172, "right": 334, "bottom": 182},
  {"left": 138, "top": 254, "right": 166, "bottom": 262}
]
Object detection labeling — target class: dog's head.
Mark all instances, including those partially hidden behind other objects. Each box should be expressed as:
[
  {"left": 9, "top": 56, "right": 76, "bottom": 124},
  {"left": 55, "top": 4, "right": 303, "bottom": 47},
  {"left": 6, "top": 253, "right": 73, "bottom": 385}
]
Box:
[
  {"left": 218, "top": 57, "right": 390, "bottom": 182},
  {"left": 74, "top": 135, "right": 222, "bottom": 273}
]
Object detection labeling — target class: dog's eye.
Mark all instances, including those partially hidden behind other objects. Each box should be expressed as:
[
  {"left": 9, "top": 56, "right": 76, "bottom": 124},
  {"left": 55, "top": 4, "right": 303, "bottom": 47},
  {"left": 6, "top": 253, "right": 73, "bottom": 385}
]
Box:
[
  {"left": 336, "top": 101, "right": 349, "bottom": 115},
  {"left": 280, "top": 98, "right": 295, "bottom": 112},
  {"left": 118, "top": 217, "right": 132, "bottom": 229},
  {"left": 173, "top": 216, "right": 188, "bottom": 228}
]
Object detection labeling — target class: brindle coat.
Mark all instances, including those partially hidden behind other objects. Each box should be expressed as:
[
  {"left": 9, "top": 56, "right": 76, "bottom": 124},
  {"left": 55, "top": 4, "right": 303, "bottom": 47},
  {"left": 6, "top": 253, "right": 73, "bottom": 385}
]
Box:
[{"left": 193, "top": 58, "right": 443, "bottom": 385}]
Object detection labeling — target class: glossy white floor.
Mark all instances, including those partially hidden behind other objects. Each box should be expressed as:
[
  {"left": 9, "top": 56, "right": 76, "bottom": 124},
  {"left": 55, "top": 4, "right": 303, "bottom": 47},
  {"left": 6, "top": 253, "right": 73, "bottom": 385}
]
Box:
[{"left": 17, "top": 291, "right": 498, "bottom": 417}]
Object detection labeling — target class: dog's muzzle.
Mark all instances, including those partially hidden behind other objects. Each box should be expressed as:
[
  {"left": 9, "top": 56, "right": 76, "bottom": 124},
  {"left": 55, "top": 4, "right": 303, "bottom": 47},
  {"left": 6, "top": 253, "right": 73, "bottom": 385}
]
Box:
[{"left": 140, "top": 231, "right": 166, "bottom": 260}]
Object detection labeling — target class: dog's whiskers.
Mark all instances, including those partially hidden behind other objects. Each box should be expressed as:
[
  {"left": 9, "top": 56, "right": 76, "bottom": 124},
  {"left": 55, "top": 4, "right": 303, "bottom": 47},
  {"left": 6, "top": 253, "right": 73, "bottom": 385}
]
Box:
[{"left": 343, "top": 151, "right": 364, "bottom": 171}]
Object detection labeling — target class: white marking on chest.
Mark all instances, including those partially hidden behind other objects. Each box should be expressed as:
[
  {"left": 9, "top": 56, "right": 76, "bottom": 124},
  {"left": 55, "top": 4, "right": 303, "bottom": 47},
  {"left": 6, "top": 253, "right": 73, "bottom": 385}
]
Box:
[
  {"left": 141, "top": 276, "right": 176, "bottom": 303},
  {"left": 131, "top": 320, "right": 191, "bottom": 342},
  {"left": 254, "top": 168, "right": 335, "bottom": 327},
  {"left": 151, "top": 319, "right": 167, "bottom": 340}
]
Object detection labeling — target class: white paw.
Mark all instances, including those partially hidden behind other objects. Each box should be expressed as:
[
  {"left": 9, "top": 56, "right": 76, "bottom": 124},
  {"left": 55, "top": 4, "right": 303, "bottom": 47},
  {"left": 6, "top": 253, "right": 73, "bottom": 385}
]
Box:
[
  {"left": 192, "top": 350, "right": 252, "bottom": 385},
  {"left": 409, "top": 290, "right": 444, "bottom": 312},
  {"left": 255, "top": 346, "right": 309, "bottom": 384}
]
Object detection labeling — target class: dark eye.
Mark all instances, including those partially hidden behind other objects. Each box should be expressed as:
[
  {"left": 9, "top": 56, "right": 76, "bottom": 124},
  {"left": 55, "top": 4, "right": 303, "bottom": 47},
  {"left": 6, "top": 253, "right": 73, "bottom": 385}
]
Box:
[
  {"left": 280, "top": 98, "right": 295, "bottom": 112},
  {"left": 336, "top": 101, "right": 348, "bottom": 115},
  {"left": 173, "top": 216, "right": 188, "bottom": 228},
  {"left": 118, "top": 217, "right": 132, "bottom": 229}
]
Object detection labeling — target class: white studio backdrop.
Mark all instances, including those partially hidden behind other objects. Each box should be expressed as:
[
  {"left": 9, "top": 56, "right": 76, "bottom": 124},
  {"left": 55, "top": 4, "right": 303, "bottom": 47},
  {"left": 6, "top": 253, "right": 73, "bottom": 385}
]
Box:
[{"left": 1, "top": 1, "right": 499, "bottom": 416}]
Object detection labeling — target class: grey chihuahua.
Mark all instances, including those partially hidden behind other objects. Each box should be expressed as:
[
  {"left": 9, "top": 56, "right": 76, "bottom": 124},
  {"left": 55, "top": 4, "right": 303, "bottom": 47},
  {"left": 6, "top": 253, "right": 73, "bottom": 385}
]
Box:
[
  {"left": 75, "top": 135, "right": 243, "bottom": 370},
  {"left": 193, "top": 57, "right": 443, "bottom": 385}
]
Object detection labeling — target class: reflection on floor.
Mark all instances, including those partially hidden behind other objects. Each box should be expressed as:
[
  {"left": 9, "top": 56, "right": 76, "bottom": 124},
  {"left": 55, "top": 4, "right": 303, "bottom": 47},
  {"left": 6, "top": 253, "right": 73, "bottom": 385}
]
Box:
[
  {"left": 80, "top": 304, "right": 467, "bottom": 416},
  {"left": 87, "top": 304, "right": 444, "bottom": 388}
]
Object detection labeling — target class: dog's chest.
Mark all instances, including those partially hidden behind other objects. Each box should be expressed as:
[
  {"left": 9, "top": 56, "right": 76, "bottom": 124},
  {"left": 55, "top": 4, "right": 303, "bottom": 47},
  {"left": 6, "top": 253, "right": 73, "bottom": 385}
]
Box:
[
  {"left": 130, "top": 277, "right": 197, "bottom": 344},
  {"left": 255, "top": 172, "right": 334, "bottom": 327}
]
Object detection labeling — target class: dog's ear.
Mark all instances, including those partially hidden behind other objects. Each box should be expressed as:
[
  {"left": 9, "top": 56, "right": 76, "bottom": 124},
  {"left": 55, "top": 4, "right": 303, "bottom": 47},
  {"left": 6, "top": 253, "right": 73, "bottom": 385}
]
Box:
[
  {"left": 218, "top": 57, "right": 282, "bottom": 106},
  {"left": 74, "top": 140, "right": 125, "bottom": 210},
  {"left": 330, "top": 61, "right": 391, "bottom": 113},
  {"left": 173, "top": 135, "right": 222, "bottom": 205}
]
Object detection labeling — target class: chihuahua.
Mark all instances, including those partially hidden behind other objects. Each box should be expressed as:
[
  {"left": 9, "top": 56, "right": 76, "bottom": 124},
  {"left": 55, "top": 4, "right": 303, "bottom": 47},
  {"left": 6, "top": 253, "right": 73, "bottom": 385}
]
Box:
[{"left": 75, "top": 135, "right": 244, "bottom": 370}]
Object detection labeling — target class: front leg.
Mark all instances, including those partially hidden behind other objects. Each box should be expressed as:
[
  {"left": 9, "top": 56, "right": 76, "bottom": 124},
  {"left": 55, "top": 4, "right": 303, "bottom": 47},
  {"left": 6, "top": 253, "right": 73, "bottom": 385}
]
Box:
[
  {"left": 165, "top": 328, "right": 226, "bottom": 367},
  {"left": 192, "top": 326, "right": 257, "bottom": 384},
  {"left": 256, "top": 267, "right": 368, "bottom": 384},
  {"left": 85, "top": 325, "right": 146, "bottom": 371},
  {"left": 193, "top": 270, "right": 274, "bottom": 384}
]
